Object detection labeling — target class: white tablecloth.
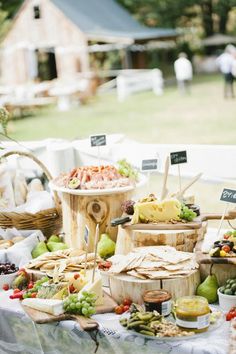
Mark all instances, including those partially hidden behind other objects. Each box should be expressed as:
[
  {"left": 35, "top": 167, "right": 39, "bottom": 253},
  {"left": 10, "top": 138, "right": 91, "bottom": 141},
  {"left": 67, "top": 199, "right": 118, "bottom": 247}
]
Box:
[{"left": 0, "top": 290, "right": 229, "bottom": 354}]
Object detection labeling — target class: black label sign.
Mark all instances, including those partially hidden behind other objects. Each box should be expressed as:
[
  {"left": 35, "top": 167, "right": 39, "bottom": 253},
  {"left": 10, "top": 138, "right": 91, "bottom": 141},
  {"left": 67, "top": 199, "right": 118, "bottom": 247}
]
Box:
[
  {"left": 170, "top": 151, "right": 187, "bottom": 165},
  {"left": 141, "top": 159, "right": 158, "bottom": 171},
  {"left": 220, "top": 188, "right": 236, "bottom": 204},
  {"left": 90, "top": 134, "right": 106, "bottom": 147}
]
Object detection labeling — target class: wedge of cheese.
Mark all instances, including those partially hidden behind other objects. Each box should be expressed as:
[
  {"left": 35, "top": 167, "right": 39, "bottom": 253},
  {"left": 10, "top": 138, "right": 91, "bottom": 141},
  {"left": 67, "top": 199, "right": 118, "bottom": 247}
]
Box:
[
  {"left": 22, "top": 298, "right": 65, "bottom": 316},
  {"left": 64, "top": 271, "right": 89, "bottom": 292},
  {"left": 132, "top": 198, "right": 181, "bottom": 224},
  {"left": 78, "top": 273, "right": 103, "bottom": 306}
]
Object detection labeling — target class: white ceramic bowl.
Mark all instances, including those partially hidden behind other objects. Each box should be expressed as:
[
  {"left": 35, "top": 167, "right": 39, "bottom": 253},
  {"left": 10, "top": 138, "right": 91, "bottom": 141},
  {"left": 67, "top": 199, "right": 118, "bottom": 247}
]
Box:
[
  {"left": 218, "top": 288, "right": 236, "bottom": 312},
  {"left": 0, "top": 272, "right": 17, "bottom": 290}
]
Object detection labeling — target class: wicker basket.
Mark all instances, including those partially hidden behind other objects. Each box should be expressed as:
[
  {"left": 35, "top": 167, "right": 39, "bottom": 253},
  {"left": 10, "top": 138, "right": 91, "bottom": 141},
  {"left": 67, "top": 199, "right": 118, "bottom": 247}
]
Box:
[{"left": 0, "top": 150, "right": 62, "bottom": 237}]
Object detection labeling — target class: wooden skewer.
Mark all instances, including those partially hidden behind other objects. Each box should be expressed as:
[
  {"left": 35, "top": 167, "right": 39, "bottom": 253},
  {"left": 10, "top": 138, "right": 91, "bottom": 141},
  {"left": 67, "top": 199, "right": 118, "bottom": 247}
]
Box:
[
  {"left": 84, "top": 237, "right": 89, "bottom": 277},
  {"left": 161, "top": 156, "right": 170, "bottom": 200},
  {"left": 216, "top": 203, "right": 229, "bottom": 239},
  {"left": 92, "top": 224, "right": 100, "bottom": 283},
  {"left": 174, "top": 173, "right": 202, "bottom": 198}
]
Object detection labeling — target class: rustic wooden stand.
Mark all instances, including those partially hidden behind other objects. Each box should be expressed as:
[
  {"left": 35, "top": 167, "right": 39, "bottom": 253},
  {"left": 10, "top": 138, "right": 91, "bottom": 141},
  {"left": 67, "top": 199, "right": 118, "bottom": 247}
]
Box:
[
  {"left": 109, "top": 270, "right": 200, "bottom": 303},
  {"left": 60, "top": 190, "right": 133, "bottom": 252},
  {"left": 115, "top": 212, "right": 236, "bottom": 255}
]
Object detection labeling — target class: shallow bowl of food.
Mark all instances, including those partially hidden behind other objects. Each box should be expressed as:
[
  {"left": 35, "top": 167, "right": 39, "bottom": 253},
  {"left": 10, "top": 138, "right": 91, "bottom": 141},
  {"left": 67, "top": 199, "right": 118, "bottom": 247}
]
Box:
[{"left": 218, "top": 288, "right": 236, "bottom": 312}]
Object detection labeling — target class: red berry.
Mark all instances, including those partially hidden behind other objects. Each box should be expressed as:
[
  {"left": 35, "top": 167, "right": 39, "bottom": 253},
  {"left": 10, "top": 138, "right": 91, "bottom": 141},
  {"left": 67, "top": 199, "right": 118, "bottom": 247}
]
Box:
[
  {"left": 2, "top": 284, "right": 9, "bottom": 291},
  {"left": 74, "top": 274, "right": 80, "bottom": 280},
  {"left": 31, "top": 292, "right": 37, "bottom": 298},
  {"left": 27, "top": 282, "right": 34, "bottom": 289}
]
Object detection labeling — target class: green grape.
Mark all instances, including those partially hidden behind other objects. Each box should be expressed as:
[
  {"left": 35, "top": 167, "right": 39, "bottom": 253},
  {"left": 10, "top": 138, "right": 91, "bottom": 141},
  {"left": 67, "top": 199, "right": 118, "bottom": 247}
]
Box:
[
  {"left": 180, "top": 204, "right": 196, "bottom": 221},
  {"left": 63, "top": 301, "right": 69, "bottom": 308},
  {"left": 64, "top": 291, "right": 96, "bottom": 316},
  {"left": 70, "top": 303, "right": 76, "bottom": 310},
  {"left": 76, "top": 302, "right": 81, "bottom": 310},
  {"left": 82, "top": 307, "right": 88, "bottom": 316},
  {"left": 88, "top": 306, "right": 95, "bottom": 314}
]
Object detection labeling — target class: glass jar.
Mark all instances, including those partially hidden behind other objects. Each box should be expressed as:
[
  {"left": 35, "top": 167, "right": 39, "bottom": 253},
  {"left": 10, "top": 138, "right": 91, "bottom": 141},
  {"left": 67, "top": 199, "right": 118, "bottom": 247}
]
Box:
[
  {"left": 143, "top": 290, "right": 172, "bottom": 316},
  {"left": 175, "top": 296, "right": 210, "bottom": 333}
]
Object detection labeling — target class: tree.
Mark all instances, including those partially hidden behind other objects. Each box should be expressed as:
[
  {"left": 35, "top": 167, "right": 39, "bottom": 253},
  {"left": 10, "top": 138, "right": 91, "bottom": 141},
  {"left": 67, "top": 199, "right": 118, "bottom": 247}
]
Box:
[
  {"left": 0, "top": 0, "right": 23, "bottom": 19},
  {"left": 118, "top": 0, "right": 236, "bottom": 37}
]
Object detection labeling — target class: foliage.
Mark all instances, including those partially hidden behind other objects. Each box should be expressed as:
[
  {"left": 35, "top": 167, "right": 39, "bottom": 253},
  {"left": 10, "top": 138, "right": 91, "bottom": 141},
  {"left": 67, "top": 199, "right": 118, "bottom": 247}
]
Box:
[
  {"left": 0, "top": 0, "right": 23, "bottom": 19},
  {"left": 118, "top": 0, "right": 236, "bottom": 37},
  {"left": 0, "top": 107, "right": 9, "bottom": 135}
]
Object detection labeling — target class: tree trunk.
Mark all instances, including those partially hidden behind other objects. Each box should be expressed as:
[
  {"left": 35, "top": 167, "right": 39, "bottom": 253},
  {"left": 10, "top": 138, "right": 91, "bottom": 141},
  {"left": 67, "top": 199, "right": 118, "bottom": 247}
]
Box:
[
  {"left": 218, "top": 3, "right": 230, "bottom": 34},
  {"left": 201, "top": 0, "right": 214, "bottom": 37}
]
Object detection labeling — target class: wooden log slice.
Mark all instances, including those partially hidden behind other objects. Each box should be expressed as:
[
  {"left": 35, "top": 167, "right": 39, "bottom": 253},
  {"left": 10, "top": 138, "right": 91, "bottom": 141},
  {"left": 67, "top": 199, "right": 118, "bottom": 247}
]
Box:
[{"left": 109, "top": 270, "right": 200, "bottom": 304}]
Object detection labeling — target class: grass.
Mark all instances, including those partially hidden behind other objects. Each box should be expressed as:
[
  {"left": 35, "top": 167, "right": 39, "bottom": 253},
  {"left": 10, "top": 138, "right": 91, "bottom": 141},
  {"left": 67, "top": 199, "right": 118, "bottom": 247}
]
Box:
[{"left": 7, "top": 74, "right": 236, "bottom": 144}]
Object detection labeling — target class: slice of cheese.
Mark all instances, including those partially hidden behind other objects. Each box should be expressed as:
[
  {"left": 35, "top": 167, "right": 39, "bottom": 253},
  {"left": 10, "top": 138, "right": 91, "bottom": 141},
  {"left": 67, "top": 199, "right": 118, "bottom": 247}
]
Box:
[
  {"left": 132, "top": 198, "right": 181, "bottom": 224},
  {"left": 78, "top": 273, "right": 103, "bottom": 306},
  {"left": 22, "top": 298, "right": 65, "bottom": 316},
  {"left": 64, "top": 271, "right": 89, "bottom": 292}
]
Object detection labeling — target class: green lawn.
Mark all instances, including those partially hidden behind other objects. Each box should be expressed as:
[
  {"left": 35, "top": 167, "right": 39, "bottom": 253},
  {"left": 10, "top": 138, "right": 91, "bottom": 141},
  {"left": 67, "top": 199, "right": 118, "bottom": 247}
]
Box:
[{"left": 8, "top": 74, "right": 236, "bottom": 144}]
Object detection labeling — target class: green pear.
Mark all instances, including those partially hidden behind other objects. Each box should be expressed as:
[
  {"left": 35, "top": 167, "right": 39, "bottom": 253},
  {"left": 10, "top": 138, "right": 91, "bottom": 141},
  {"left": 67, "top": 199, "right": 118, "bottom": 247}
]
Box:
[
  {"left": 47, "top": 235, "right": 61, "bottom": 243},
  {"left": 47, "top": 242, "right": 68, "bottom": 252},
  {"left": 31, "top": 241, "right": 49, "bottom": 259},
  {"left": 196, "top": 274, "right": 219, "bottom": 303},
  {"left": 97, "top": 233, "right": 116, "bottom": 259}
]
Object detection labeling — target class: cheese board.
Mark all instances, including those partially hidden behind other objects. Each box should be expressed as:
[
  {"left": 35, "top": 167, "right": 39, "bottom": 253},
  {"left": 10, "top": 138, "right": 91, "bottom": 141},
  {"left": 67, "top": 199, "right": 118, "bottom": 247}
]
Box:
[
  {"left": 21, "top": 303, "right": 99, "bottom": 330},
  {"left": 21, "top": 290, "right": 117, "bottom": 328},
  {"left": 122, "top": 212, "right": 236, "bottom": 231}
]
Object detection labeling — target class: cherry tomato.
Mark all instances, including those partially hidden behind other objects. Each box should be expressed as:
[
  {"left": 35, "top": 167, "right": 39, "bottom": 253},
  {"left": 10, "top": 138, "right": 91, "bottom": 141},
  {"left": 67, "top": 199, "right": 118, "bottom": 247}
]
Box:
[
  {"left": 31, "top": 292, "right": 37, "bottom": 298},
  {"left": 222, "top": 245, "right": 231, "bottom": 253},
  {"left": 223, "top": 234, "right": 230, "bottom": 240},
  {"left": 13, "top": 288, "right": 21, "bottom": 294},
  {"left": 27, "top": 282, "right": 34, "bottom": 289},
  {"left": 123, "top": 305, "right": 130, "bottom": 312},
  {"left": 104, "top": 261, "right": 112, "bottom": 269},
  {"left": 226, "top": 312, "right": 234, "bottom": 321},
  {"left": 2, "top": 284, "right": 9, "bottom": 291},
  {"left": 123, "top": 298, "right": 132, "bottom": 306},
  {"left": 115, "top": 306, "right": 123, "bottom": 315},
  {"left": 74, "top": 274, "right": 80, "bottom": 280},
  {"left": 69, "top": 284, "right": 75, "bottom": 293},
  {"left": 119, "top": 304, "right": 124, "bottom": 312}
]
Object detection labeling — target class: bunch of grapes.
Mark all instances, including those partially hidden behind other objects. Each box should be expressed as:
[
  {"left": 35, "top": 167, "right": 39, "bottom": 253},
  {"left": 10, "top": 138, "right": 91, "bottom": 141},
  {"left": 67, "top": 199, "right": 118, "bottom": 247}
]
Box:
[
  {"left": 180, "top": 204, "right": 197, "bottom": 222},
  {"left": 63, "top": 291, "right": 96, "bottom": 317}
]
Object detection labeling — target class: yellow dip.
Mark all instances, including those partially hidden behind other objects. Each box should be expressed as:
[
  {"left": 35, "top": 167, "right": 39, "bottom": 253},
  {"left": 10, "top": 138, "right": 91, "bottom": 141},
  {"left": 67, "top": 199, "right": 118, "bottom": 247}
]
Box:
[{"left": 175, "top": 296, "right": 210, "bottom": 333}]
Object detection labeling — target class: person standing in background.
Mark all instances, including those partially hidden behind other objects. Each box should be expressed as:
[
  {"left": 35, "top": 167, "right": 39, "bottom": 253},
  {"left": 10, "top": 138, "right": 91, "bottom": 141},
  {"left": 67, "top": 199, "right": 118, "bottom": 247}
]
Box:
[
  {"left": 216, "top": 44, "right": 236, "bottom": 98},
  {"left": 174, "top": 53, "right": 193, "bottom": 94}
]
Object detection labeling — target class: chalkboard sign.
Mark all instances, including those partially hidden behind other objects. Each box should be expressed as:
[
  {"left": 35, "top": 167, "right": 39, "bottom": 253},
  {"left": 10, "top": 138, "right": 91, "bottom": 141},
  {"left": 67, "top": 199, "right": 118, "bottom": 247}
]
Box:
[
  {"left": 220, "top": 188, "right": 236, "bottom": 204},
  {"left": 170, "top": 151, "right": 187, "bottom": 165},
  {"left": 141, "top": 159, "right": 158, "bottom": 171},
  {"left": 90, "top": 134, "right": 106, "bottom": 147}
]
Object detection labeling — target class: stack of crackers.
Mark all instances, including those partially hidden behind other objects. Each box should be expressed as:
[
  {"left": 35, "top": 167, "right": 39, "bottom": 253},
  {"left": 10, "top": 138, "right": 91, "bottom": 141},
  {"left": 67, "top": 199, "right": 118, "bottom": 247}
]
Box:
[{"left": 108, "top": 246, "right": 198, "bottom": 279}]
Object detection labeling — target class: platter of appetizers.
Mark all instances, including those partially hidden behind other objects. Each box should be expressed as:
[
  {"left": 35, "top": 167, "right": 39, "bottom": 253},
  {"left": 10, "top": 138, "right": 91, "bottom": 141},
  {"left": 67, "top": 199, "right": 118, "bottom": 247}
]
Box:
[
  {"left": 196, "top": 230, "right": 236, "bottom": 265},
  {"left": 114, "top": 194, "right": 236, "bottom": 231},
  {"left": 50, "top": 160, "right": 146, "bottom": 196},
  {"left": 119, "top": 302, "right": 222, "bottom": 341}
]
